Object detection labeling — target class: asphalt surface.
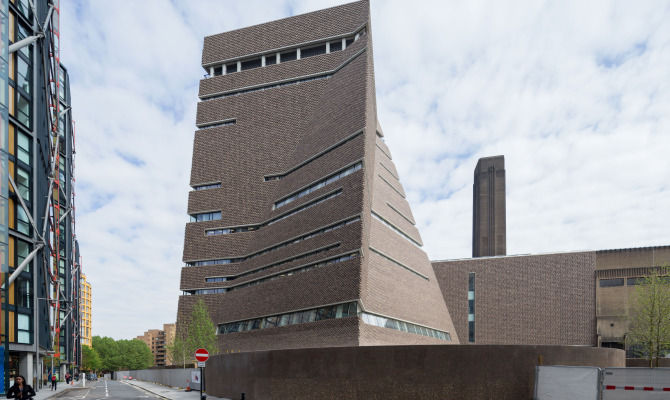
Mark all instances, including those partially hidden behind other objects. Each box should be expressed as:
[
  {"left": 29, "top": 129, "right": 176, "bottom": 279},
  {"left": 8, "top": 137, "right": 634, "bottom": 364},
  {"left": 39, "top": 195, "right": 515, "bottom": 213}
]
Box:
[{"left": 51, "top": 379, "right": 160, "bottom": 399}]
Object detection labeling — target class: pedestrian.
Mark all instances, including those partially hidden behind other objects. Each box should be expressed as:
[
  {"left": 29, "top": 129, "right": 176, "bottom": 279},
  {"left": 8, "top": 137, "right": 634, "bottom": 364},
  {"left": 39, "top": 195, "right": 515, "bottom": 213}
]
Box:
[
  {"left": 6, "top": 375, "right": 36, "bottom": 399},
  {"left": 50, "top": 373, "right": 57, "bottom": 391},
  {"left": 65, "top": 373, "right": 71, "bottom": 385}
]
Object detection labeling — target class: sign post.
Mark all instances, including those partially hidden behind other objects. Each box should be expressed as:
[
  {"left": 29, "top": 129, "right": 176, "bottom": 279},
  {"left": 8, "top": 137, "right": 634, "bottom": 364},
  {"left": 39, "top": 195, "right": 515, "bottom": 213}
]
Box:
[{"left": 195, "top": 348, "right": 209, "bottom": 400}]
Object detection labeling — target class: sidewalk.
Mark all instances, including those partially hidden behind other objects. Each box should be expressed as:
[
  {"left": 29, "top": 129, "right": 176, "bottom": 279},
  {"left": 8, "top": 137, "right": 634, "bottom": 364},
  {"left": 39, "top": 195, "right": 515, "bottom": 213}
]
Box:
[
  {"left": 124, "top": 379, "right": 230, "bottom": 400},
  {"left": 33, "top": 380, "right": 83, "bottom": 400}
]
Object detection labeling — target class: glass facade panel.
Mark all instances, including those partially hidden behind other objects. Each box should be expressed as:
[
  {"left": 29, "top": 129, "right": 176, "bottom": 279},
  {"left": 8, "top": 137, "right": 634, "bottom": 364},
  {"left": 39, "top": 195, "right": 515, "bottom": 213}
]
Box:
[
  {"left": 219, "top": 301, "right": 360, "bottom": 335},
  {"left": 627, "top": 277, "right": 645, "bottom": 286},
  {"left": 16, "top": 92, "right": 30, "bottom": 128},
  {"left": 15, "top": 166, "right": 28, "bottom": 200},
  {"left": 280, "top": 50, "right": 297, "bottom": 62},
  {"left": 468, "top": 272, "right": 475, "bottom": 343},
  {"left": 17, "top": 279, "right": 29, "bottom": 308},
  {"left": 17, "top": 313, "right": 30, "bottom": 343},
  {"left": 360, "top": 311, "right": 451, "bottom": 341},
  {"left": 16, "top": 203, "right": 29, "bottom": 234},
  {"left": 600, "top": 278, "right": 624, "bottom": 287},
  {"left": 16, "top": 130, "right": 28, "bottom": 164},
  {"left": 16, "top": 56, "right": 29, "bottom": 94}
]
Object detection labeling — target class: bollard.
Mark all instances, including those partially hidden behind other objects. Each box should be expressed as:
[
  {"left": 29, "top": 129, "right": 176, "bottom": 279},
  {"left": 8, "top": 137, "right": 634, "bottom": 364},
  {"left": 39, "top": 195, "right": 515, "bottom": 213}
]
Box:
[
  {"left": 201, "top": 395, "right": 207, "bottom": 400},
  {"left": 241, "top": 393, "right": 245, "bottom": 400}
]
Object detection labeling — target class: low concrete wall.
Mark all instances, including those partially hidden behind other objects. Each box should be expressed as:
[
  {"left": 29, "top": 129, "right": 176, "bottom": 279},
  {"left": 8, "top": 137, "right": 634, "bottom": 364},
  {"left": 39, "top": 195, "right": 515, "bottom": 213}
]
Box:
[
  {"left": 114, "top": 368, "right": 201, "bottom": 390},
  {"left": 205, "top": 345, "right": 624, "bottom": 400},
  {"left": 626, "top": 358, "right": 670, "bottom": 367}
]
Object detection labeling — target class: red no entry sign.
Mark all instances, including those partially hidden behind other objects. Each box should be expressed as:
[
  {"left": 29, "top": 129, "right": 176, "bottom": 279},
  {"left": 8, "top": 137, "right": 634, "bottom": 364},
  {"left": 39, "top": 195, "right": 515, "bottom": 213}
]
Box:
[{"left": 195, "top": 348, "right": 209, "bottom": 362}]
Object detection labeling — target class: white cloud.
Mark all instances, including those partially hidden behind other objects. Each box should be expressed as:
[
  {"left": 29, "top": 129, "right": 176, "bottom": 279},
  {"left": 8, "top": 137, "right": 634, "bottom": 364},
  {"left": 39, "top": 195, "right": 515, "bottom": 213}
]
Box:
[{"left": 60, "top": 0, "right": 670, "bottom": 339}]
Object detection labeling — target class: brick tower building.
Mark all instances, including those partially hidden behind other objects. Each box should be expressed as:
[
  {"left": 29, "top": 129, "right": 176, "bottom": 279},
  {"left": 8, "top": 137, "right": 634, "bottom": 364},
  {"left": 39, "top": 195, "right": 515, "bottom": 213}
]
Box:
[
  {"left": 472, "top": 155, "right": 506, "bottom": 257},
  {"left": 178, "top": 0, "right": 458, "bottom": 352}
]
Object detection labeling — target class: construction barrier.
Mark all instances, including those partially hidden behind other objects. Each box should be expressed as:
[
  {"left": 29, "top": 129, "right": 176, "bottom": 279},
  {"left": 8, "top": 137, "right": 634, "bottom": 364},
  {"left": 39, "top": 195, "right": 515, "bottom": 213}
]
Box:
[
  {"left": 602, "top": 368, "right": 670, "bottom": 400},
  {"left": 534, "top": 366, "right": 599, "bottom": 399},
  {"left": 535, "top": 366, "right": 670, "bottom": 399}
]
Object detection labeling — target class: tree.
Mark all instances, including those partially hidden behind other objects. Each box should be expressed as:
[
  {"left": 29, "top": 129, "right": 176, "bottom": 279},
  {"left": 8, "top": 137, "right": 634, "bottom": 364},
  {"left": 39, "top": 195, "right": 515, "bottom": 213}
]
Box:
[
  {"left": 627, "top": 267, "right": 670, "bottom": 367},
  {"left": 92, "top": 336, "right": 121, "bottom": 372},
  {"left": 81, "top": 345, "right": 102, "bottom": 372},
  {"left": 169, "top": 299, "right": 218, "bottom": 366},
  {"left": 117, "top": 339, "right": 153, "bottom": 370},
  {"left": 92, "top": 336, "right": 153, "bottom": 371},
  {"left": 167, "top": 330, "right": 189, "bottom": 368},
  {"left": 187, "top": 300, "right": 219, "bottom": 356}
]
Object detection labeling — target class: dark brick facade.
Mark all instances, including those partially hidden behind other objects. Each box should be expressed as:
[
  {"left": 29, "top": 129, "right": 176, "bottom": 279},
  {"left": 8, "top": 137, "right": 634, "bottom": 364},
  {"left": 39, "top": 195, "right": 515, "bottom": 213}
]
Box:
[
  {"left": 433, "top": 252, "right": 597, "bottom": 345},
  {"left": 205, "top": 344, "right": 624, "bottom": 400},
  {"left": 472, "top": 155, "right": 506, "bottom": 257},
  {"left": 178, "top": 0, "right": 458, "bottom": 351}
]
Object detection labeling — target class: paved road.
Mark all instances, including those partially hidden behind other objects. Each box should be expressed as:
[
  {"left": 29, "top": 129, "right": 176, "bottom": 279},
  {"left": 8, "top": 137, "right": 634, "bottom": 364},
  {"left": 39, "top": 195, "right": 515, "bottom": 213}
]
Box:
[{"left": 52, "top": 379, "right": 160, "bottom": 399}]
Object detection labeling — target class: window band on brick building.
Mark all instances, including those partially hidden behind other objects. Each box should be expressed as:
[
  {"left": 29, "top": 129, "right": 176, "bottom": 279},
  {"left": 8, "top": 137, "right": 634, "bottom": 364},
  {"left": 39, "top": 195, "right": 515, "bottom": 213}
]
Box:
[
  {"left": 386, "top": 202, "right": 415, "bottom": 226},
  {"left": 200, "top": 47, "right": 367, "bottom": 101},
  {"left": 183, "top": 251, "right": 359, "bottom": 296},
  {"left": 273, "top": 161, "right": 362, "bottom": 210},
  {"left": 468, "top": 272, "right": 475, "bottom": 343},
  {"left": 196, "top": 118, "right": 236, "bottom": 130},
  {"left": 368, "top": 246, "right": 428, "bottom": 280},
  {"left": 371, "top": 211, "right": 422, "bottom": 248},
  {"left": 192, "top": 182, "right": 222, "bottom": 191},
  {"left": 378, "top": 174, "right": 405, "bottom": 198},
  {"left": 195, "top": 243, "right": 340, "bottom": 284},
  {"left": 188, "top": 215, "right": 361, "bottom": 267},
  {"left": 361, "top": 312, "right": 450, "bottom": 341},
  {"left": 189, "top": 211, "right": 222, "bottom": 222},
  {"left": 264, "top": 130, "right": 363, "bottom": 182},
  {"left": 203, "top": 24, "right": 368, "bottom": 78},
  {"left": 218, "top": 301, "right": 359, "bottom": 334},
  {"left": 201, "top": 189, "right": 343, "bottom": 238},
  {"left": 379, "top": 162, "right": 399, "bottom": 180}
]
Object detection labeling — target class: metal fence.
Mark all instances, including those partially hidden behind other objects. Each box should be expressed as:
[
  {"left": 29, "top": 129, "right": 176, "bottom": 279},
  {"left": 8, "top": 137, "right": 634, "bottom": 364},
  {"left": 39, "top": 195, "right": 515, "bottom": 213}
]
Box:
[
  {"left": 113, "top": 368, "right": 201, "bottom": 390},
  {"left": 535, "top": 366, "right": 670, "bottom": 400}
]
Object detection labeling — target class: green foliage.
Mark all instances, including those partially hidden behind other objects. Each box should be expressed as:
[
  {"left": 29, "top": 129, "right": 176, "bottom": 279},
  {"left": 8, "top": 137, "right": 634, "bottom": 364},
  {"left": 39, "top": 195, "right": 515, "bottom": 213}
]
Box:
[
  {"left": 92, "top": 336, "right": 154, "bottom": 371},
  {"left": 167, "top": 333, "right": 189, "bottom": 368},
  {"left": 92, "top": 336, "right": 121, "bottom": 371},
  {"left": 81, "top": 345, "right": 102, "bottom": 372},
  {"left": 169, "top": 299, "right": 218, "bottom": 366},
  {"left": 627, "top": 267, "right": 670, "bottom": 367},
  {"left": 187, "top": 299, "right": 219, "bottom": 356}
]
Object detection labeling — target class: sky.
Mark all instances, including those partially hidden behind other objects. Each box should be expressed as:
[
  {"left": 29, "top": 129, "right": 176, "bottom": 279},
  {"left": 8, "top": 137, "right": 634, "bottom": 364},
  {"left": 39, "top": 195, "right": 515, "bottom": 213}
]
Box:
[{"left": 59, "top": 0, "right": 670, "bottom": 339}]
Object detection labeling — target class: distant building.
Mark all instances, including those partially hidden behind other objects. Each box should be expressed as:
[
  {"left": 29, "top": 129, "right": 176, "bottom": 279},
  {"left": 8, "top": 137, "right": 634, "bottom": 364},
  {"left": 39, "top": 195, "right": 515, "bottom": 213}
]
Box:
[
  {"left": 163, "top": 323, "right": 176, "bottom": 366},
  {"left": 472, "top": 156, "right": 506, "bottom": 257},
  {"left": 595, "top": 245, "right": 670, "bottom": 353},
  {"left": 80, "top": 274, "right": 92, "bottom": 347},
  {"left": 136, "top": 324, "right": 176, "bottom": 367}
]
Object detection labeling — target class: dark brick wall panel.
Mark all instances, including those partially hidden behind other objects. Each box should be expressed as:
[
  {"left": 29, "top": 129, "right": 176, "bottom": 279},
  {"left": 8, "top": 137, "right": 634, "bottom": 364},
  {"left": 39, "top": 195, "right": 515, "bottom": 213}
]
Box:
[
  {"left": 433, "top": 252, "right": 597, "bottom": 345},
  {"left": 205, "top": 345, "right": 624, "bottom": 400}
]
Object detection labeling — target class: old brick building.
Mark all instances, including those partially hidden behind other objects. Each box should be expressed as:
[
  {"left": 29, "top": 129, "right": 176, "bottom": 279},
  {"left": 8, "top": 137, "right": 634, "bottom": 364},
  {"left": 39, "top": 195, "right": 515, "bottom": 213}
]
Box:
[
  {"left": 433, "top": 252, "right": 597, "bottom": 345},
  {"left": 178, "top": 0, "right": 458, "bottom": 352},
  {"left": 595, "top": 245, "right": 670, "bottom": 352},
  {"left": 136, "top": 323, "right": 176, "bottom": 367},
  {"left": 433, "top": 245, "right": 670, "bottom": 349}
]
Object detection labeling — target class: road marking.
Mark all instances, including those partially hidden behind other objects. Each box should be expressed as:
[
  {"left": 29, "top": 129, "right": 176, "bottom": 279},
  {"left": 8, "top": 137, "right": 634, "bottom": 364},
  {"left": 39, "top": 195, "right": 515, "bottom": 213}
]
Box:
[{"left": 104, "top": 379, "right": 109, "bottom": 397}]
